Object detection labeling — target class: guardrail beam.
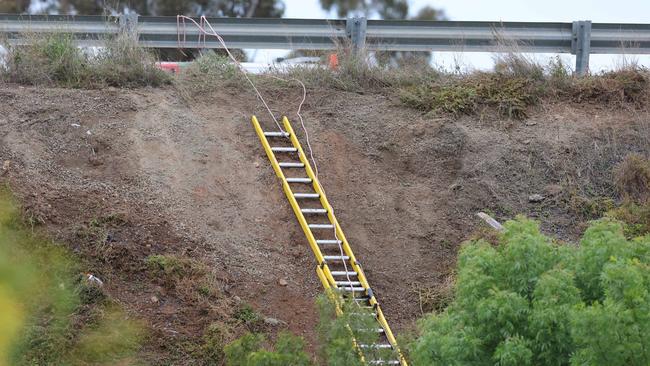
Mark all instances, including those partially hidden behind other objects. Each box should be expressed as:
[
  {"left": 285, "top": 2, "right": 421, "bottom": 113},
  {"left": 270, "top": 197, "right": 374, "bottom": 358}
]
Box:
[{"left": 3, "top": 14, "right": 650, "bottom": 65}]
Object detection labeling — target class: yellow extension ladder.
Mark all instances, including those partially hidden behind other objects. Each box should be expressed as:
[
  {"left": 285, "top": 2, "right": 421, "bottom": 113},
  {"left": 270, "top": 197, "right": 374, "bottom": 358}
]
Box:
[{"left": 252, "top": 116, "right": 407, "bottom": 366}]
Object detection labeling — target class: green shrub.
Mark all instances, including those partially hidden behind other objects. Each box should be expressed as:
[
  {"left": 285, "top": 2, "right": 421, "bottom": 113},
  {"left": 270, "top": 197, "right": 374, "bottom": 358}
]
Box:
[
  {"left": 400, "top": 82, "right": 477, "bottom": 115},
  {"left": 233, "top": 303, "right": 263, "bottom": 331},
  {"left": 606, "top": 202, "right": 650, "bottom": 238},
  {"left": 3, "top": 33, "right": 89, "bottom": 86},
  {"left": 145, "top": 254, "right": 187, "bottom": 276},
  {"left": 400, "top": 71, "right": 543, "bottom": 119},
  {"left": 145, "top": 253, "right": 202, "bottom": 280},
  {"left": 0, "top": 189, "right": 142, "bottom": 365},
  {"left": 567, "top": 193, "right": 615, "bottom": 219},
  {"left": 224, "top": 332, "right": 311, "bottom": 366},
  {"left": 201, "top": 322, "right": 230, "bottom": 365},
  {"left": 409, "top": 217, "right": 650, "bottom": 366},
  {"left": 316, "top": 291, "right": 400, "bottom": 366}
]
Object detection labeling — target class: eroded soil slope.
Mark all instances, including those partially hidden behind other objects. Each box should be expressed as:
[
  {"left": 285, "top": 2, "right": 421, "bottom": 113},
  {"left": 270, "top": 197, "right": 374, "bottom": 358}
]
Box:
[{"left": 1, "top": 83, "right": 648, "bottom": 362}]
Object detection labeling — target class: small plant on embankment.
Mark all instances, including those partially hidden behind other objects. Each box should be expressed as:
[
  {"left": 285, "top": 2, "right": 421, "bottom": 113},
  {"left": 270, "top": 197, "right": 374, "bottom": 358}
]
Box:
[
  {"left": 0, "top": 189, "right": 143, "bottom": 365},
  {"left": 409, "top": 217, "right": 650, "bottom": 366},
  {"left": 217, "top": 291, "right": 391, "bottom": 366},
  {"left": 1, "top": 33, "right": 170, "bottom": 87},
  {"left": 399, "top": 56, "right": 649, "bottom": 119}
]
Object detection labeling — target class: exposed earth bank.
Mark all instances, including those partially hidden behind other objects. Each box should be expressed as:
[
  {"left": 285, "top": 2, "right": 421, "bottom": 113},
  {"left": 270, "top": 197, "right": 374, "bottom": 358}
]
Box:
[{"left": 1, "top": 83, "right": 648, "bottom": 362}]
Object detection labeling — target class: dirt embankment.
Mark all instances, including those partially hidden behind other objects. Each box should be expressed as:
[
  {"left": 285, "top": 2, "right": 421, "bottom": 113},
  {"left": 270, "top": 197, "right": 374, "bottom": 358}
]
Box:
[{"left": 1, "top": 83, "right": 648, "bottom": 362}]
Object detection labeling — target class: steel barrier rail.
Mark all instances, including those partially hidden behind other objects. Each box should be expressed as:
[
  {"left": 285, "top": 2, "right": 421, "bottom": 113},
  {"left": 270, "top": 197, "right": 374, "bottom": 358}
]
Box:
[{"left": 2, "top": 13, "right": 650, "bottom": 74}]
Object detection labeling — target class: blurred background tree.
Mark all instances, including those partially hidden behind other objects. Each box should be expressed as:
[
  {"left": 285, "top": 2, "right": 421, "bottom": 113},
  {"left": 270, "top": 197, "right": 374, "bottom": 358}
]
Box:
[
  {"left": 1, "top": 0, "right": 285, "bottom": 17},
  {"left": 318, "top": 0, "right": 447, "bottom": 66}
]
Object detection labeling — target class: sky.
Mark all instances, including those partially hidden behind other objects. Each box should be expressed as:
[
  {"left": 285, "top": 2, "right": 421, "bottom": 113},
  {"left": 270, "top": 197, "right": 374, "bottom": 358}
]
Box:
[{"left": 250, "top": 0, "right": 650, "bottom": 71}]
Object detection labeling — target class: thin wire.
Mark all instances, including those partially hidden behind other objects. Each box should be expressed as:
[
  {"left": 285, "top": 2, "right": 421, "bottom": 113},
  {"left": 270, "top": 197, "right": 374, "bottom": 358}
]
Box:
[
  {"left": 177, "top": 15, "right": 284, "bottom": 133},
  {"left": 280, "top": 77, "right": 358, "bottom": 300},
  {"left": 177, "top": 17, "right": 359, "bottom": 301}
]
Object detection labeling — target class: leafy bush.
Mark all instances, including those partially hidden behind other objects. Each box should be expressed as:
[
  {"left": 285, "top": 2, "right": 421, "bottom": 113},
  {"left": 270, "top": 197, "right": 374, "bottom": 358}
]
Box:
[
  {"left": 409, "top": 217, "right": 650, "bottom": 366},
  {"left": 0, "top": 189, "right": 142, "bottom": 365},
  {"left": 317, "top": 291, "right": 399, "bottom": 366},
  {"left": 224, "top": 332, "right": 311, "bottom": 366}
]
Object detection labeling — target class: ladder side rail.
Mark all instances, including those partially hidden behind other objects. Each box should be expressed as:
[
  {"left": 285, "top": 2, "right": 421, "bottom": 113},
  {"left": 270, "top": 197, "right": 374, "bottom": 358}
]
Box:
[
  {"left": 254, "top": 116, "right": 407, "bottom": 366},
  {"left": 282, "top": 117, "right": 368, "bottom": 288},
  {"left": 317, "top": 266, "right": 369, "bottom": 364},
  {"left": 252, "top": 116, "right": 326, "bottom": 265},
  {"left": 282, "top": 117, "right": 406, "bottom": 365}
]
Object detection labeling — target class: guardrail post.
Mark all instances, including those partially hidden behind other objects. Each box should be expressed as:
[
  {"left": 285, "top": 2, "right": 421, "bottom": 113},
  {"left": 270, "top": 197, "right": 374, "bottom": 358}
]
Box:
[
  {"left": 346, "top": 16, "right": 367, "bottom": 53},
  {"left": 572, "top": 20, "right": 592, "bottom": 76},
  {"left": 119, "top": 13, "right": 139, "bottom": 38}
]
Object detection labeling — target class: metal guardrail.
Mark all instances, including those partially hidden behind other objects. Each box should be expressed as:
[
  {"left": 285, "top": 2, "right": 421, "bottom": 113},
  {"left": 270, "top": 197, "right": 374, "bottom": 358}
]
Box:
[{"left": 1, "top": 13, "right": 650, "bottom": 74}]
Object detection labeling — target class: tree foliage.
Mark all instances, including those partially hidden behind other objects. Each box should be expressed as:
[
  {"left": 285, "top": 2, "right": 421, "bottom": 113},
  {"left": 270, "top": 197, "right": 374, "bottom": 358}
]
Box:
[
  {"left": 410, "top": 217, "right": 650, "bottom": 366},
  {"left": 224, "top": 332, "right": 312, "bottom": 366},
  {"left": 11, "top": 0, "right": 284, "bottom": 17},
  {"left": 318, "top": 0, "right": 446, "bottom": 20}
]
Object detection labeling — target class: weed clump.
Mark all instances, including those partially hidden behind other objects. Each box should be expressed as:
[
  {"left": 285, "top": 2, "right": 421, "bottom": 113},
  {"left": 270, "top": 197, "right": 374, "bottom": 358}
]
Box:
[
  {"left": 572, "top": 68, "right": 649, "bottom": 107},
  {"left": 3, "top": 33, "right": 88, "bottom": 86},
  {"left": 233, "top": 303, "right": 263, "bottom": 331},
  {"left": 180, "top": 51, "right": 242, "bottom": 93},
  {"left": 567, "top": 194, "right": 616, "bottom": 219},
  {"left": 606, "top": 202, "right": 650, "bottom": 238},
  {"left": 201, "top": 322, "right": 230, "bottom": 365},
  {"left": 400, "top": 71, "right": 542, "bottom": 119},
  {"left": 2, "top": 33, "right": 170, "bottom": 88},
  {"left": 614, "top": 153, "right": 650, "bottom": 204},
  {"left": 145, "top": 254, "right": 201, "bottom": 279},
  {"left": 93, "top": 34, "right": 170, "bottom": 87}
]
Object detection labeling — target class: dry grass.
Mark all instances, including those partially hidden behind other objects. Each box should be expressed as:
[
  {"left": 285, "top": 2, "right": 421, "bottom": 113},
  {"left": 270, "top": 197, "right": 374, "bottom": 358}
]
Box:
[
  {"left": 614, "top": 153, "right": 650, "bottom": 204},
  {"left": 4, "top": 31, "right": 650, "bottom": 121},
  {"left": 411, "top": 275, "right": 455, "bottom": 315},
  {"left": 1, "top": 33, "right": 170, "bottom": 88}
]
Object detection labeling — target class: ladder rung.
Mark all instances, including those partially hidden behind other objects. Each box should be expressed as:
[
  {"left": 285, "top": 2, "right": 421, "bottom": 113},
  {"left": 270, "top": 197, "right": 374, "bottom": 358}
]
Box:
[
  {"left": 331, "top": 271, "right": 357, "bottom": 276},
  {"left": 309, "top": 224, "right": 334, "bottom": 229},
  {"left": 317, "top": 239, "right": 341, "bottom": 245},
  {"left": 352, "top": 296, "right": 370, "bottom": 302},
  {"left": 349, "top": 312, "right": 377, "bottom": 317},
  {"left": 287, "top": 177, "right": 312, "bottom": 183},
  {"left": 336, "top": 281, "right": 362, "bottom": 286},
  {"left": 294, "top": 193, "right": 319, "bottom": 199},
  {"left": 341, "top": 286, "right": 366, "bottom": 291},
  {"left": 359, "top": 344, "right": 393, "bottom": 349},
  {"left": 359, "top": 328, "right": 386, "bottom": 333},
  {"left": 323, "top": 255, "right": 350, "bottom": 261},
  {"left": 279, "top": 162, "right": 304, "bottom": 168},
  {"left": 302, "top": 208, "right": 327, "bottom": 214},
  {"left": 271, "top": 147, "right": 298, "bottom": 152},
  {"left": 367, "top": 361, "right": 400, "bottom": 365},
  {"left": 264, "top": 131, "right": 289, "bottom": 137}
]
